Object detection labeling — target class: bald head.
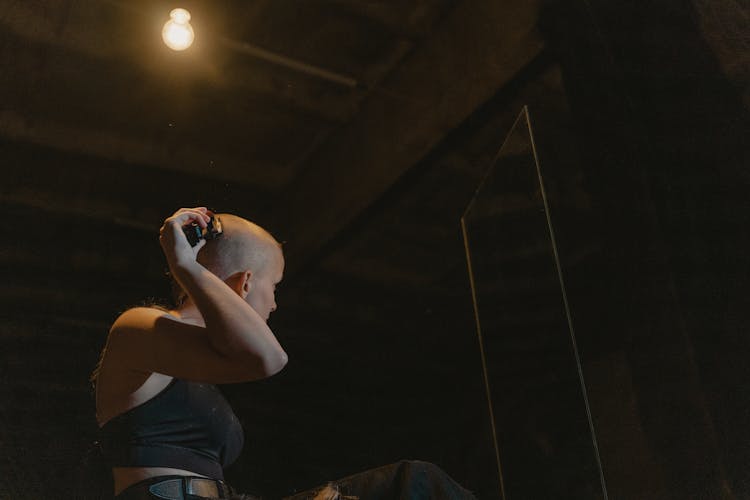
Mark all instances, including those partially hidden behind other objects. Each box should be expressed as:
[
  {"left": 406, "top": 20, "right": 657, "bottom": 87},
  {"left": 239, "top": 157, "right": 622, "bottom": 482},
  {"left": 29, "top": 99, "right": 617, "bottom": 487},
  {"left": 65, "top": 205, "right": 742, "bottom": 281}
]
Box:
[{"left": 196, "top": 213, "right": 282, "bottom": 281}]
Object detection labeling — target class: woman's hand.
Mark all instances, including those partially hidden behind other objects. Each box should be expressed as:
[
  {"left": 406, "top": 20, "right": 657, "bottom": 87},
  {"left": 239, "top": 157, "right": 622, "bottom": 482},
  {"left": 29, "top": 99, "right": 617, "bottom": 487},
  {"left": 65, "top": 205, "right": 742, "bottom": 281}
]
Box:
[{"left": 159, "top": 207, "right": 211, "bottom": 270}]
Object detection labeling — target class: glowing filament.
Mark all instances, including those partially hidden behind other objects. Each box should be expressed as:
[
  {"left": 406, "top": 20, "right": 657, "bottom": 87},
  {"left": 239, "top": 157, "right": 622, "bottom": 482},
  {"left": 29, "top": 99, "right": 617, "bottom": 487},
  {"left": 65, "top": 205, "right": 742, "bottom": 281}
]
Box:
[{"left": 162, "top": 8, "right": 194, "bottom": 51}]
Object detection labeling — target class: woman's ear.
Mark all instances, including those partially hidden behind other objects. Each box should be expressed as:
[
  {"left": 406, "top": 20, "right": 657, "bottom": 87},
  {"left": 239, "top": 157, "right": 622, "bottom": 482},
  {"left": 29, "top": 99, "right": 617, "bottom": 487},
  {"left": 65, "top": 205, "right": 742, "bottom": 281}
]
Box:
[
  {"left": 227, "top": 270, "right": 253, "bottom": 298},
  {"left": 240, "top": 270, "right": 253, "bottom": 298}
]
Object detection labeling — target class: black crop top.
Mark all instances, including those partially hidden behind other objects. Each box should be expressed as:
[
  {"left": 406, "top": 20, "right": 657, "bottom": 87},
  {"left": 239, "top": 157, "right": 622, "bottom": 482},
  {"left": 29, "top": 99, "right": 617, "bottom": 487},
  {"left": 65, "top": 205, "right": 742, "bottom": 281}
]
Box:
[{"left": 98, "top": 378, "right": 244, "bottom": 480}]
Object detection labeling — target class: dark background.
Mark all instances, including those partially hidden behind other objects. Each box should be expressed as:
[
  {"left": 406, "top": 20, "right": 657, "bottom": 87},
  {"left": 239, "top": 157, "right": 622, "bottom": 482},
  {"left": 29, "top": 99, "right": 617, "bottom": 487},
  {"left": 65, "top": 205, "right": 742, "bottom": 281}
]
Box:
[{"left": 1, "top": 1, "right": 748, "bottom": 498}]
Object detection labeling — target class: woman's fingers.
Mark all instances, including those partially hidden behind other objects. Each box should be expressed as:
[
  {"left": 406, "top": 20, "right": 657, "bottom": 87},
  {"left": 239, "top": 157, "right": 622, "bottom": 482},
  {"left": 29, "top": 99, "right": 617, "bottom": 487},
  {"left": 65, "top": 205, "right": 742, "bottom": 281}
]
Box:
[
  {"left": 180, "top": 208, "right": 211, "bottom": 226},
  {"left": 177, "top": 207, "right": 209, "bottom": 222},
  {"left": 166, "top": 208, "right": 211, "bottom": 229}
]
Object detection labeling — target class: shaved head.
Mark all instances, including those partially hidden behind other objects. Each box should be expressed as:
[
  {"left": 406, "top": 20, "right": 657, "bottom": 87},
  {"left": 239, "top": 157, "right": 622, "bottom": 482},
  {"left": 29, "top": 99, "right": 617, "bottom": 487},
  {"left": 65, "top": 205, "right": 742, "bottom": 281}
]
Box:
[
  {"left": 173, "top": 214, "right": 282, "bottom": 305},
  {"left": 197, "top": 214, "right": 281, "bottom": 279}
]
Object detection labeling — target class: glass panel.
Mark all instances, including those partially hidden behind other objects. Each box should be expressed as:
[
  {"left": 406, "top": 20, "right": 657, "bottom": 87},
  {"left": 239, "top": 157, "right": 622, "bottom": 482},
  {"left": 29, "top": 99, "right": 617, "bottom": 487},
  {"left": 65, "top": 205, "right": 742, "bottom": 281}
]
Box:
[{"left": 461, "top": 107, "right": 607, "bottom": 499}]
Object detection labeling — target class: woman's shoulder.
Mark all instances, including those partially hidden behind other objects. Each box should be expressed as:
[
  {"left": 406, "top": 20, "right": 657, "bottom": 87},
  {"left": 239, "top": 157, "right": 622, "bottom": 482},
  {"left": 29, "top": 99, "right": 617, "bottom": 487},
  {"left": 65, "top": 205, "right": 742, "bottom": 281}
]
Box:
[{"left": 111, "top": 306, "right": 176, "bottom": 332}]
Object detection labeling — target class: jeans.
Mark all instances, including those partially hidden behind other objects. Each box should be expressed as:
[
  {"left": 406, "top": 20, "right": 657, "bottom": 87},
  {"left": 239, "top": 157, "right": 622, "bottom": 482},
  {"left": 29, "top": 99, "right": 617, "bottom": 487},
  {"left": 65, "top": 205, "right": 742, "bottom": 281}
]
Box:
[{"left": 283, "top": 460, "right": 477, "bottom": 500}]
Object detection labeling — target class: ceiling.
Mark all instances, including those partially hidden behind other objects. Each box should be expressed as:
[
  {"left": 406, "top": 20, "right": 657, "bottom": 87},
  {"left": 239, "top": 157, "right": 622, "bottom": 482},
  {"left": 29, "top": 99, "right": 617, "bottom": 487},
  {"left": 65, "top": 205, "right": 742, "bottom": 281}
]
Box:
[{"left": 0, "top": 0, "right": 542, "bottom": 280}]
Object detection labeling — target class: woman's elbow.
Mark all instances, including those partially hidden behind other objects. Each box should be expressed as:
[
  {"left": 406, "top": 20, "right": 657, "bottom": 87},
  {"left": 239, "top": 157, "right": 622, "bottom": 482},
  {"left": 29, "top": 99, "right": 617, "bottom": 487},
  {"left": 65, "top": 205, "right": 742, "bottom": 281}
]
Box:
[{"left": 260, "top": 350, "right": 288, "bottom": 378}]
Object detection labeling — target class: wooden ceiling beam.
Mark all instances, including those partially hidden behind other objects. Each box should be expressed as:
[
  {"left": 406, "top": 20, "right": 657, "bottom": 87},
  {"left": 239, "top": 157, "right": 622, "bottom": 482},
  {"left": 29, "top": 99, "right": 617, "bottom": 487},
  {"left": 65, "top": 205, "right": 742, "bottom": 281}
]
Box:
[
  {"left": 0, "top": 140, "right": 274, "bottom": 237},
  {"left": 0, "top": 109, "right": 294, "bottom": 189},
  {"left": 319, "top": 0, "right": 447, "bottom": 40},
  {"left": 273, "top": 0, "right": 544, "bottom": 275}
]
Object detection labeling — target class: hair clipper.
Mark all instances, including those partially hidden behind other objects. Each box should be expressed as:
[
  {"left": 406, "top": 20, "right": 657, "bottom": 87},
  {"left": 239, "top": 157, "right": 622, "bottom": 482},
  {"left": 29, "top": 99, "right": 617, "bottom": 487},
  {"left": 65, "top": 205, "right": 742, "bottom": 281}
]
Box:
[{"left": 184, "top": 213, "right": 223, "bottom": 247}]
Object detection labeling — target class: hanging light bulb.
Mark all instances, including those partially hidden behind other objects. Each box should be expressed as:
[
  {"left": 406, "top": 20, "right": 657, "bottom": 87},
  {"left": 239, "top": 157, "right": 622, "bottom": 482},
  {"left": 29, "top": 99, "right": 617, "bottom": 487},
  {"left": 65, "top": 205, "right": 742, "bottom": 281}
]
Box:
[{"left": 162, "top": 8, "right": 194, "bottom": 51}]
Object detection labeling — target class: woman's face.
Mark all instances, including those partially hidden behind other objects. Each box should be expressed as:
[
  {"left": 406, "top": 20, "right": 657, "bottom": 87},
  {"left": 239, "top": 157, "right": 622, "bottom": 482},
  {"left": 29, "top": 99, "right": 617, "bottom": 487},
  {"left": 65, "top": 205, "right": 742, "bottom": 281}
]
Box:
[{"left": 246, "top": 247, "right": 284, "bottom": 322}]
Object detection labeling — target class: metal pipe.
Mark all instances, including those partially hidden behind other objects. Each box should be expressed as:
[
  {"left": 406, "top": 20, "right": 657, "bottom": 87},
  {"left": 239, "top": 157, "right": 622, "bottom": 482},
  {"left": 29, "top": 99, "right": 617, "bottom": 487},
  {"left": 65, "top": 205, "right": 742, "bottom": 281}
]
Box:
[{"left": 219, "top": 36, "right": 359, "bottom": 89}]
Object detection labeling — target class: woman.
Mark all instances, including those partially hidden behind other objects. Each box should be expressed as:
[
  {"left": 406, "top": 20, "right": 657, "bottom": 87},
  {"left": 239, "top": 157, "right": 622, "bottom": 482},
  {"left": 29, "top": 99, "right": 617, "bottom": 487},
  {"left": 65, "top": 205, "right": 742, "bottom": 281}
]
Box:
[
  {"left": 92, "top": 207, "right": 477, "bottom": 499},
  {"left": 93, "top": 207, "right": 286, "bottom": 498}
]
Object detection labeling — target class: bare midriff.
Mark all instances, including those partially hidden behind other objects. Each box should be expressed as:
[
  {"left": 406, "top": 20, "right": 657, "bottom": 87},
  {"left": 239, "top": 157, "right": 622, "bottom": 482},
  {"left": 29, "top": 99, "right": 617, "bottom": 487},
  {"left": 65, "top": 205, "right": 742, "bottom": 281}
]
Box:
[{"left": 113, "top": 466, "right": 210, "bottom": 495}]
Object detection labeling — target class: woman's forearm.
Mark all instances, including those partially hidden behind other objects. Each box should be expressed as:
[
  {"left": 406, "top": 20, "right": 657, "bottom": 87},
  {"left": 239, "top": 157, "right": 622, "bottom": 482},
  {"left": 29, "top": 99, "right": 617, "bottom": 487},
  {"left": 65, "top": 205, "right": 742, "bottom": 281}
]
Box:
[{"left": 172, "top": 260, "right": 288, "bottom": 373}]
